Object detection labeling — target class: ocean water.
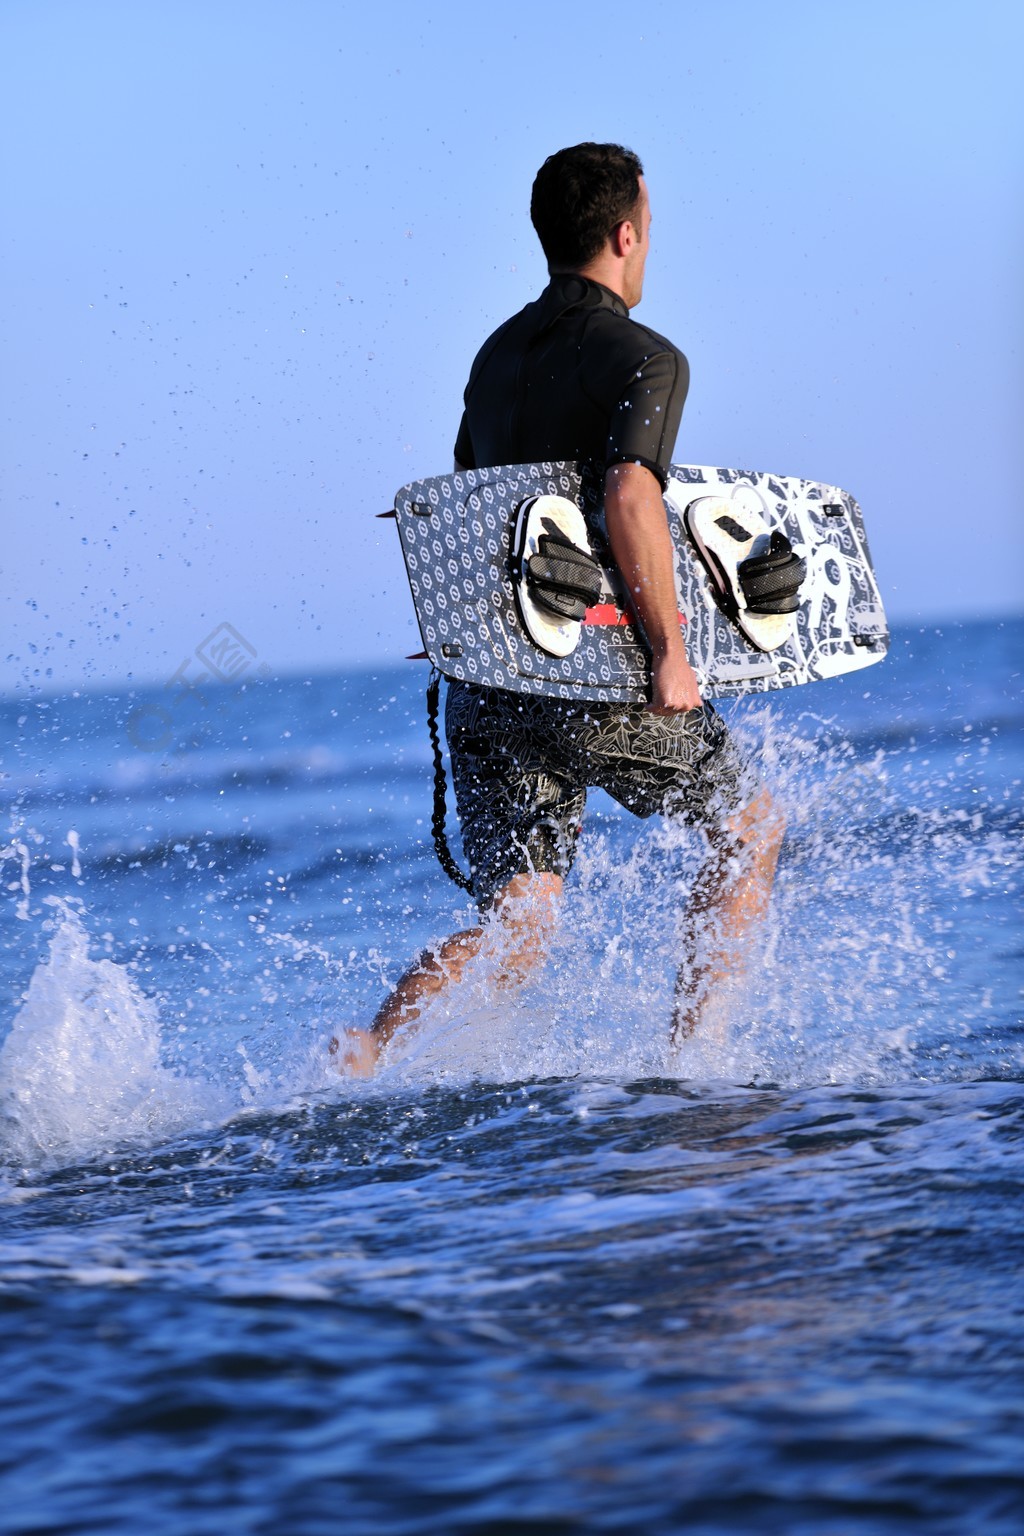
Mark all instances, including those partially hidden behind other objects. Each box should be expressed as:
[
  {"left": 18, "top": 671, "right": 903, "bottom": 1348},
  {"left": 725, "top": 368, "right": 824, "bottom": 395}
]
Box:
[{"left": 1, "top": 617, "right": 1021, "bottom": 1535}]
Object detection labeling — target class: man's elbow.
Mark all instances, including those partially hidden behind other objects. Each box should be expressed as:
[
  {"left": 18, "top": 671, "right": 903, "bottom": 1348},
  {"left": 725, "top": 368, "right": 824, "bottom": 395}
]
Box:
[{"left": 604, "top": 460, "right": 664, "bottom": 514}]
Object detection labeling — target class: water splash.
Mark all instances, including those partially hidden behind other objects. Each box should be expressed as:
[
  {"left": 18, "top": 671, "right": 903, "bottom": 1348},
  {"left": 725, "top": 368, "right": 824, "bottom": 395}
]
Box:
[
  {"left": 2, "top": 704, "right": 1018, "bottom": 1144},
  {"left": 1, "top": 836, "right": 32, "bottom": 921},
  {"left": 366, "top": 708, "right": 1022, "bottom": 1091},
  {"left": 0, "top": 900, "right": 230, "bottom": 1165}
]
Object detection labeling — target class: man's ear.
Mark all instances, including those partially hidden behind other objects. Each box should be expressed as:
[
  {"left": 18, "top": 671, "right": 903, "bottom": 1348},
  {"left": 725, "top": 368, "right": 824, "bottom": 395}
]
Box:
[{"left": 610, "top": 218, "right": 635, "bottom": 259}]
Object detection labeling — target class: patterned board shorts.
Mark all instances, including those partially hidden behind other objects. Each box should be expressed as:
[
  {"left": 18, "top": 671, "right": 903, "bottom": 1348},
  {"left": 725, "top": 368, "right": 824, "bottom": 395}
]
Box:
[{"left": 445, "top": 680, "right": 763, "bottom": 906}]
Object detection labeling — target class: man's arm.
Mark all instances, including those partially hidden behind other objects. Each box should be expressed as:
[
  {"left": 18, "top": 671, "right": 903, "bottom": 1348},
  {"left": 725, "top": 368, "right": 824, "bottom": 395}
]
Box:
[{"left": 604, "top": 461, "right": 701, "bottom": 713}]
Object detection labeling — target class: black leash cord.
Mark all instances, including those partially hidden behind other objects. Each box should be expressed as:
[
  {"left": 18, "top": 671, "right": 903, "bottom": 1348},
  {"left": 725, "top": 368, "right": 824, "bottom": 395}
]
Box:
[{"left": 426, "top": 669, "right": 474, "bottom": 893}]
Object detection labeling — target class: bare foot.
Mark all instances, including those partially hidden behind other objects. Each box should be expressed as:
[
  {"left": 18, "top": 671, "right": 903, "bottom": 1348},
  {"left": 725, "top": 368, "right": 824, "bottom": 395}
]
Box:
[{"left": 328, "top": 1027, "right": 379, "bottom": 1079}]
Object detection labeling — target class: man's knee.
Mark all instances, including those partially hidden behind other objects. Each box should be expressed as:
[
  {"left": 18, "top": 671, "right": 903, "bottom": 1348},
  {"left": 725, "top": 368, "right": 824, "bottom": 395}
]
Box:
[
  {"left": 488, "top": 872, "right": 563, "bottom": 977},
  {"left": 716, "top": 786, "right": 785, "bottom": 858},
  {"left": 491, "top": 871, "right": 563, "bottom": 930}
]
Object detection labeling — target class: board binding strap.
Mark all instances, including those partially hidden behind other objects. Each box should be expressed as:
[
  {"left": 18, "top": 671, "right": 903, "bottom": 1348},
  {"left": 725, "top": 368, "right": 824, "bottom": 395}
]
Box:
[
  {"left": 683, "top": 490, "right": 808, "bottom": 653},
  {"left": 511, "top": 493, "right": 605, "bottom": 658}
]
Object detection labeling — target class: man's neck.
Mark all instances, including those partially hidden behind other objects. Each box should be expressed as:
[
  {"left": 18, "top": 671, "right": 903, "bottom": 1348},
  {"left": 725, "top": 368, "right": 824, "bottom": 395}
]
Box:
[{"left": 566, "top": 255, "right": 627, "bottom": 304}]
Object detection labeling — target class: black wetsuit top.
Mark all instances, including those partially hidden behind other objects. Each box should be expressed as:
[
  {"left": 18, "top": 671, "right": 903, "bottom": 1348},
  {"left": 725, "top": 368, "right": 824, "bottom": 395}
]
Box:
[{"left": 453, "top": 274, "right": 689, "bottom": 487}]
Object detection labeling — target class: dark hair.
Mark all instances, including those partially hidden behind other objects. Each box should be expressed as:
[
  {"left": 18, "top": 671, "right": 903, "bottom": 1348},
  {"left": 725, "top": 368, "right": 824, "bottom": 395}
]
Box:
[{"left": 530, "top": 142, "right": 644, "bottom": 270}]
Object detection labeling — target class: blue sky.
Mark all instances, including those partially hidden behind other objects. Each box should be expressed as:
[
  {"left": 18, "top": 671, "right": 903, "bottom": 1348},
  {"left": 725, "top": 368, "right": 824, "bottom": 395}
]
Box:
[{"left": 2, "top": 0, "right": 1021, "bottom": 694}]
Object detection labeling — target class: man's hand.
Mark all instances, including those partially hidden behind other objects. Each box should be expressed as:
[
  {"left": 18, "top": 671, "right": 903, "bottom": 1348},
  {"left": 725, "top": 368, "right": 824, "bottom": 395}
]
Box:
[
  {"left": 650, "top": 648, "right": 702, "bottom": 714},
  {"left": 604, "top": 461, "right": 703, "bottom": 714}
]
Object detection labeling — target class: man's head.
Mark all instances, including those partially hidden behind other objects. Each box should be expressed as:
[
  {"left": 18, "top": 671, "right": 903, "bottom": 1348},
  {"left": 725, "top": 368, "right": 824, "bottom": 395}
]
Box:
[{"left": 530, "top": 142, "right": 650, "bottom": 307}]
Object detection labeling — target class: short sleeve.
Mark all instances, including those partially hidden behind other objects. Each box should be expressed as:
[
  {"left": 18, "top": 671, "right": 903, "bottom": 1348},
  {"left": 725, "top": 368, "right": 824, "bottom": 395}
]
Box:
[
  {"left": 605, "top": 347, "right": 689, "bottom": 487},
  {"left": 454, "top": 410, "right": 475, "bottom": 470}
]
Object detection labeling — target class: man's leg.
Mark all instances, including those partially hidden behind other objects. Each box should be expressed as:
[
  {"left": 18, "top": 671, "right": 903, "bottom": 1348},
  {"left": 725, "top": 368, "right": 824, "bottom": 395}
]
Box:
[
  {"left": 578, "top": 697, "right": 782, "bottom": 1042},
  {"left": 332, "top": 871, "right": 563, "bottom": 1077},
  {"left": 671, "top": 786, "right": 785, "bottom": 1041}
]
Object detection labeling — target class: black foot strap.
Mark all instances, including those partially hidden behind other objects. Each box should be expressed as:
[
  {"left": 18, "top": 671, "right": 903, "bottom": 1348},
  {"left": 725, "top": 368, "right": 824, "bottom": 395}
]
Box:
[
  {"left": 525, "top": 525, "right": 603, "bottom": 622},
  {"left": 426, "top": 669, "right": 473, "bottom": 893},
  {"left": 738, "top": 531, "right": 807, "bottom": 615}
]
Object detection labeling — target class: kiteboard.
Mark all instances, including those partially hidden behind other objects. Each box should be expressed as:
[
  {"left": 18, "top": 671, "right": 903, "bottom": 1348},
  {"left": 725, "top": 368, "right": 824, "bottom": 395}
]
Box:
[{"left": 388, "top": 461, "right": 888, "bottom": 704}]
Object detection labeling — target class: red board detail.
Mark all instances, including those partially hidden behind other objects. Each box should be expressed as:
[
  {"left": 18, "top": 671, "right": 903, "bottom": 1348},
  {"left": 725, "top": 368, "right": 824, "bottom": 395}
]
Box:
[
  {"left": 583, "top": 606, "right": 687, "bottom": 628},
  {"left": 583, "top": 604, "right": 630, "bottom": 626}
]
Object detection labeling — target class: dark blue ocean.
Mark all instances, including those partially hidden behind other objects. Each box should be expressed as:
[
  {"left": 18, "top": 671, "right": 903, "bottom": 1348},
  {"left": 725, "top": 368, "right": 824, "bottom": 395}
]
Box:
[{"left": 1, "top": 617, "right": 1022, "bottom": 1535}]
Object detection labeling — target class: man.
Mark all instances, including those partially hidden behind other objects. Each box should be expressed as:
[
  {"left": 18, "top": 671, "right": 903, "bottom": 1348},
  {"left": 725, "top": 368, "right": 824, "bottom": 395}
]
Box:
[{"left": 339, "top": 143, "right": 783, "bottom": 1077}]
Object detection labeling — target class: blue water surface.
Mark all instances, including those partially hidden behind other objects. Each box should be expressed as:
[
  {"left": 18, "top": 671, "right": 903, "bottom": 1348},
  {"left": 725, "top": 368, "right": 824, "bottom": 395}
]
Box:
[{"left": 1, "top": 618, "right": 1022, "bottom": 1534}]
